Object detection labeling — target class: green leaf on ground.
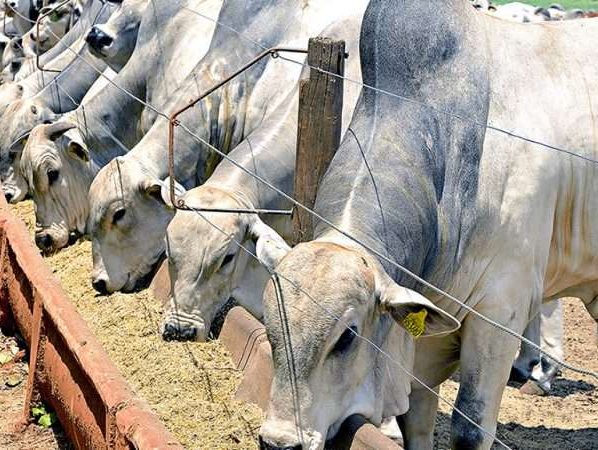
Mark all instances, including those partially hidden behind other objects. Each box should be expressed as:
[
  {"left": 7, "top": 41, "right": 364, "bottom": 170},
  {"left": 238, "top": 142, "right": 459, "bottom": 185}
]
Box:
[
  {"left": 31, "top": 406, "right": 47, "bottom": 417},
  {"left": 38, "top": 413, "right": 57, "bottom": 428}
]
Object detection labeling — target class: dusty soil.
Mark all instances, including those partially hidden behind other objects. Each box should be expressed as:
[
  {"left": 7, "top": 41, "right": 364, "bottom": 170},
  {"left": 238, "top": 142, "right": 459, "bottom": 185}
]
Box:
[
  {"left": 0, "top": 331, "right": 71, "bottom": 450},
  {"left": 8, "top": 201, "right": 598, "bottom": 450},
  {"left": 435, "top": 298, "right": 598, "bottom": 449},
  {"left": 11, "top": 201, "right": 262, "bottom": 450}
]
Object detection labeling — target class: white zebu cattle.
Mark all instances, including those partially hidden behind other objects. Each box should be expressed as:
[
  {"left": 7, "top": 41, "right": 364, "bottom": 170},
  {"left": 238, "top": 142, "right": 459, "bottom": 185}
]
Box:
[
  {"left": 21, "top": 0, "right": 222, "bottom": 253},
  {"left": 0, "top": 41, "right": 107, "bottom": 204},
  {"left": 21, "top": 0, "right": 83, "bottom": 57},
  {"left": 161, "top": 14, "right": 364, "bottom": 343},
  {"left": 3, "top": 0, "right": 40, "bottom": 35},
  {"left": 86, "top": 0, "right": 370, "bottom": 294},
  {"left": 85, "top": 0, "right": 148, "bottom": 71},
  {"left": 490, "top": 2, "right": 550, "bottom": 22},
  {"left": 256, "top": 1, "right": 598, "bottom": 448}
]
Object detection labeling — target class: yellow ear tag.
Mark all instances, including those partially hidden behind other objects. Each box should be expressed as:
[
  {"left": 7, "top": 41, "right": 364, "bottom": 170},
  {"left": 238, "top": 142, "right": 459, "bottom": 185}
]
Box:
[{"left": 401, "top": 309, "right": 428, "bottom": 338}]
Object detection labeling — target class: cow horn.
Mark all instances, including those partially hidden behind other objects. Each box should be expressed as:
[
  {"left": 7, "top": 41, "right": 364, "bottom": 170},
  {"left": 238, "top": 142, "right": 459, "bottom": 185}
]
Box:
[{"left": 44, "top": 121, "right": 77, "bottom": 141}]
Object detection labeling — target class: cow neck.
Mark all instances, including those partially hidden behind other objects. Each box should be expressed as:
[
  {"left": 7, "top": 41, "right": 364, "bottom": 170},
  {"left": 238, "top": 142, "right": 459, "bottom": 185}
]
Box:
[
  {"left": 207, "top": 84, "right": 299, "bottom": 212},
  {"left": 315, "top": 0, "right": 490, "bottom": 288}
]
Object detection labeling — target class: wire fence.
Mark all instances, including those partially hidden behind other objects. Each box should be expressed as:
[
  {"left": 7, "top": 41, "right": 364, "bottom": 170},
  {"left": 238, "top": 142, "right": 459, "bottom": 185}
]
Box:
[{"left": 9, "top": 1, "right": 598, "bottom": 447}]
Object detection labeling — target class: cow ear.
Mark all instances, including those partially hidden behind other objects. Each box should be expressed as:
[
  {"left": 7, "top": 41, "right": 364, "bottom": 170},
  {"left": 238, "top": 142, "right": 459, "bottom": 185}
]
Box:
[
  {"left": 158, "top": 177, "right": 186, "bottom": 208},
  {"left": 66, "top": 132, "right": 90, "bottom": 162},
  {"left": 488, "top": 5, "right": 497, "bottom": 11},
  {"left": 376, "top": 272, "right": 460, "bottom": 338},
  {"left": 141, "top": 177, "right": 186, "bottom": 208},
  {"left": 249, "top": 218, "right": 290, "bottom": 271}
]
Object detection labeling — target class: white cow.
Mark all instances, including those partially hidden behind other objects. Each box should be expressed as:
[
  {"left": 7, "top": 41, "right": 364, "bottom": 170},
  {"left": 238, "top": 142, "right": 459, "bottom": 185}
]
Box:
[
  {"left": 21, "top": 0, "right": 222, "bottom": 252},
  {"left": 490, "top": 2, "right": 550, "bottom": 22},
  {"left": 161, "top": 14, "right": 364, "bottom": 343},
  {"left": 256, "top": 1, "right": 598, "bottom": 448},
  {"left": 86, "top": 0, "right": 370, "bottom": 294}
]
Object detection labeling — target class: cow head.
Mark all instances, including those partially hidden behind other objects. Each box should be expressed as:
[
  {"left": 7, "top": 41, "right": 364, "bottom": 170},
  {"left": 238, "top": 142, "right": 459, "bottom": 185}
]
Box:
[
  {"left": 1, "top": 37, "right": 25, "bottom": 82},
  {"left": 87, "top": 157, "right": 175, "bottom": 294},
  {"left": 85, "top": 0, "right": 148, "bottom": 71},
  {"left": 0, "top": 98, "right": 57, "bottom": 203},
  {"left": 257, "top": 241, "right": 459, "bottom": 449},
  {"left": 24, "top": 1, "right": 81, "bottom": 56},
  {"left": 4, "top": 0, "right": 32, "bottom": 19},
  {"left": 162, "top": 186, "right": 289, "bottom": 342},
  {"left": 21, "top": 120, "right": 91, "bottom": 252}
]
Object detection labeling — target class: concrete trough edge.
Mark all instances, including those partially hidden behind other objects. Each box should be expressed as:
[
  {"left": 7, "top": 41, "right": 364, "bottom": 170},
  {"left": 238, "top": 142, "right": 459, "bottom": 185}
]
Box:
[{"left": 0, "top": 198, "right": 183, "bottom": 450}]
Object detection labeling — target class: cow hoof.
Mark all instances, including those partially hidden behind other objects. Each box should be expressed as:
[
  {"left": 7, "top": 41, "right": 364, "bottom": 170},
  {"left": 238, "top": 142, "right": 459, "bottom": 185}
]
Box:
[
  {"left": 509, "top": 366, "right": 530, "bottom": 384},
  {"left": 520, "top": 380, "right": 548, "bottom": 396}
]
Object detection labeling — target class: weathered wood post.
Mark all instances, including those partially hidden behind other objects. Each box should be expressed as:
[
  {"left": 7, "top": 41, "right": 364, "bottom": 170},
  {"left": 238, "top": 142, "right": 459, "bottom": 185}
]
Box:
[{"left": 292, "top": 37, "right": 345, "bottom": 245}]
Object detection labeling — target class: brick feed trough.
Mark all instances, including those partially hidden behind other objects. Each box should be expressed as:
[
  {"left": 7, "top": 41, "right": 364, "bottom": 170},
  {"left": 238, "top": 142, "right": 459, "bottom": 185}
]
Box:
[{"left": 0, "top": 197, "right": 183, "bottom": 449}]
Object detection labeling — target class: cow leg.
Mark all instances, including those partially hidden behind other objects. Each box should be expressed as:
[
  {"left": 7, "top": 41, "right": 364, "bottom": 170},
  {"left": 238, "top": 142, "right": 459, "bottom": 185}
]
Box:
[
  {"left": 510, "top": 311, "right": 540, "bottom": 383},
  {"left": 581, "top": 294, "right": 598, "bottom": 347},
  {"left": 397, "top": 387, "right": 439, "bottom": 450},
  {"left": 399, "top": 335, "right": 459, "bottom": 450},
  {"left": 451, "top": 314, "right": 522, "bottom": 450},
  {"left": 531, "top": 300, "right": 564, "bottom": 392}
]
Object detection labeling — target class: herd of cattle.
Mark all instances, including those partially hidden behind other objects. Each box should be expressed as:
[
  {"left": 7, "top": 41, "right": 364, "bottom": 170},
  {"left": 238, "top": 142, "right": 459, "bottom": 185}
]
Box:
[
  {"left": 472, "top": 1, "right": 598, "bottom": 21},
  {"left": 0, "top": 0, "right": 596, "bottom": 449}
]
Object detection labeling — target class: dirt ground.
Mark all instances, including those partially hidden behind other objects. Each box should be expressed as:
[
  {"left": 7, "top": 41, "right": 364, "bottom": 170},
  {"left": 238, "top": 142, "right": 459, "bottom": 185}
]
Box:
[
  {"left": 8, "top": 201, "right": 598, "bottom": 450},
  {"left": 0, "top": 332, "right": 71, "bottom": 450},
  {"left": 435, "top": 297, "right": 598, "bottom": 449}
]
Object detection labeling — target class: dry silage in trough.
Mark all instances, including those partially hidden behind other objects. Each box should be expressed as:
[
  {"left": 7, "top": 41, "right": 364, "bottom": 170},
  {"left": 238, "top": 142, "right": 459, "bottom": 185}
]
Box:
[{"left": 11, "top": 201, "right": 263, "bottom": 449}]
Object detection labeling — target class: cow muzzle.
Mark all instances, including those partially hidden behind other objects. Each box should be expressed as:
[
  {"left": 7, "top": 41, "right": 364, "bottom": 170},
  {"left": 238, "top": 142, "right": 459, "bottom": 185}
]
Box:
[
  {"left": 35, "top": 232, "right": 55, "bottom": 253},
  {"left": 258, "top": 436, "right": 302, "bottom": 450},
  {"left": 85, "top": 26, "right": 114, "bottom": 55},
  {"left": 161, "top": 321, "right": 200, "bottom": 342}
]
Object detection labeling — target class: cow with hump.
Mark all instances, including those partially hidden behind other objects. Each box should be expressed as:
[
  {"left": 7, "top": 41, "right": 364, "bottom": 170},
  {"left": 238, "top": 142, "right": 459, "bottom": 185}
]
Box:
[
  {"left": 85, "top": 0, "right": 369, "bottom": 295},
  {"left": 257, "top": 0, "right": 598, "bottom": 449},
  {"left": 161, "top": 14, "right": 364, "bottom": 343}
]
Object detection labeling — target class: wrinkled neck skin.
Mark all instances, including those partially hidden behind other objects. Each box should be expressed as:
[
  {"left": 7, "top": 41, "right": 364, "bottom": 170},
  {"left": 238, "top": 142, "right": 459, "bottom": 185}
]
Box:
[
  {"left": 137, "top": 0, "right": 221, "bottom": 117},
  {"left": 15, "top": 37, "right": 88, "bottom": 95},
  {"left": 206, "top": 86, "right": 299, "bottom": 216},
  {"left": 66, "top": 71, "right": 145, "bottom": 168},
  {"left": 36, "top": 50, "right": 107, "bottom": 113}
]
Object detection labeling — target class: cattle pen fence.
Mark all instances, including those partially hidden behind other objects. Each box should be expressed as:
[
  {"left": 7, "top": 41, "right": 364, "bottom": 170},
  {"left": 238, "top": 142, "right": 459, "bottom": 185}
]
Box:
[{"left": 6, "top": 2, "right": 598, "bottom": 449}]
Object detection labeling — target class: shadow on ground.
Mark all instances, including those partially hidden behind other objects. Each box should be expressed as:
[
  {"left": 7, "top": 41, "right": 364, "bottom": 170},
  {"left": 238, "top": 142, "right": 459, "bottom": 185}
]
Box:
[{"left": 434, "top": 411, "right": 598, "bottom": 450}]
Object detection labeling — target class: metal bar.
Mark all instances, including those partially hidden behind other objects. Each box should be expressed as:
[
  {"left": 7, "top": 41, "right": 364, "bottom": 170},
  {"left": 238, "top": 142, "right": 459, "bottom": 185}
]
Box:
[
  {"left": 35, "top": 0, "right": 71, "bottom": 73},
  {"left": 167, "top": 47, "right": 308, "bottom": 212},
  {"left": 182, "top": 206, "right": 292, "bottom": 216}
]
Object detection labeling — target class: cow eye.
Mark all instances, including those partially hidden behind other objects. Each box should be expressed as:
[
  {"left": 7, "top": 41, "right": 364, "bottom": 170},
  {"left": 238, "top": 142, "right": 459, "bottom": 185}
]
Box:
[
  {"left": 331, "top": 326, "right": 358, "bottom": 355},
  {"left": 221, "top": 253, "right": 235, "bottom": 268},
  {"left": 8, "top": 150, "right": 18, "bottom": 163},
  {"left": 47, "top": 169, "right": 59, "bottom": 185},
  {"left": 112, "top": 208, "right": 126, "bottom": 224},
  {"left": 11, "top": 60, "right": 21, "bottom": 72}
]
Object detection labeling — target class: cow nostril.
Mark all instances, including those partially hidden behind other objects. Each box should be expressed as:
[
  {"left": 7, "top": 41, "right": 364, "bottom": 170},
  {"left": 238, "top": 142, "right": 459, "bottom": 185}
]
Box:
[
  {"left": 35, "top": 233, "right": 53, "bottom": 251},
  {"left": 92, "top": 279, "right": 108, "bottom": 295},
  {"left": 162, "top": 323, "right": 197, "bottom": 342},
  {"left": 4, "top": 191, "right": 13, "bottom": 203},
  {"left": 85, "top": 27, "right": 113, "bottom": 49},
  {"left": 258, "top": 436, "right": 302, "bottom": 450}
]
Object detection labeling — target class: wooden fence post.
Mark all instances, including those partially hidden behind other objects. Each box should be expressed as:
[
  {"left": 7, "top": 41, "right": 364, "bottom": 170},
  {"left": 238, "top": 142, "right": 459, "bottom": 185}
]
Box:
[{"left": 292, "top": 37, "right": 345, "bottom": 245}]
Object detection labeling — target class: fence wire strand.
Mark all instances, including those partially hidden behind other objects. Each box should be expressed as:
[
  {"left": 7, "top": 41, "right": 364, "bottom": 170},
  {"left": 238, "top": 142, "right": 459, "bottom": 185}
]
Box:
[{"left": 15, "top": 4, "right": 598, "bottom": 447}]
